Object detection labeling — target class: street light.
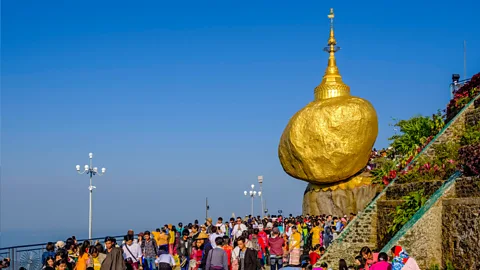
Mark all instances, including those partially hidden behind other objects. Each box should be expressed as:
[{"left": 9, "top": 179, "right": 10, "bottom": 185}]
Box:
[
  {"left": 258, "top": 176, "right": 265, "bottom": 217},
  {"left": 244, "top": 184, "right": 260, "bottom": 217},
  {"left": 76, "top": 152, "right": 106, "bottom": 239}
]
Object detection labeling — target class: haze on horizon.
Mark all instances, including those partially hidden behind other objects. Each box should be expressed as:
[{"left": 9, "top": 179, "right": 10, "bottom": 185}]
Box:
[{"left": 1, "top": 0, "right": 479, "bottom": 247}]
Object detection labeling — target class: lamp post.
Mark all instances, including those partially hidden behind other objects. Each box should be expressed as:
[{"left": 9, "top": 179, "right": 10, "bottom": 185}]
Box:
[
  {"left": 76, "top": 152, "right": 106, "bottom": 239},
  {"left": 258, "top": 176, "right": 265, "bottom": 217},
  {"left": 244, "top": 184, "right": 261, "bottom": 217}
]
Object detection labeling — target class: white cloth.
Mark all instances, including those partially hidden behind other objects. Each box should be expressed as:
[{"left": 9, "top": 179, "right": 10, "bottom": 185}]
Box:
[
  {"left": 286, "top": 226, "right": 292, "bottom": 237},
  {"left": 123, "top": 243, "right": 142, "bottom": 262},
  {"left": 403, "top": 258, "right": 421, "bottom": 270},
  {"left": 216, "top": 223, "right": 227, "bottom": 234},
  {"left": 155, "top": 254, "right": 175, "bottom": 266},
  {"left": 209, "top": 233, "right": 224, "bottom": 248},
  {"left": 232, "top": 223, "right": 247, "bottom": 239}
]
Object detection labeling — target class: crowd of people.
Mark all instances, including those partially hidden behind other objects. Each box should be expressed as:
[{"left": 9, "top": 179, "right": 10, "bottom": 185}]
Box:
[{"left": 1, "top": 214, "right": 420, "bottom": 270}]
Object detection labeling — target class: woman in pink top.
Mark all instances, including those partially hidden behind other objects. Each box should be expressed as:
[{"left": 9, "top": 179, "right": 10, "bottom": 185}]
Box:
[
  {"left": 360, "top": 246, "right": 378, "bottom": 270},
  {"left": 370, "top": 252, "right": 391, "bottom": 270}
]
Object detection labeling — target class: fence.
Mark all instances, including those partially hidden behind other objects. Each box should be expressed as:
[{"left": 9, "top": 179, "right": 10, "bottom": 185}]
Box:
[{"left": 0, "top": 235, "right": 124, "bottom": 270}]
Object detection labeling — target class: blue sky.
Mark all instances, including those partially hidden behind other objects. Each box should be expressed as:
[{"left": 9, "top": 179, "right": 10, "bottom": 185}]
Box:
[{"left": 1, "top": 0, "right": 479, "bottom": 246}]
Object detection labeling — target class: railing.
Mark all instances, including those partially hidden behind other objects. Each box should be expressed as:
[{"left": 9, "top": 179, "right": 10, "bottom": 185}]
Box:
[
  {"left": 0, "top": 235, "right": 124, "bottom": 270},
  {"left": 380, "top": 171, "right": 462, "bottom": 253},
  {"left": 450, "top": 77, "right": 471, "bottom": 99}
]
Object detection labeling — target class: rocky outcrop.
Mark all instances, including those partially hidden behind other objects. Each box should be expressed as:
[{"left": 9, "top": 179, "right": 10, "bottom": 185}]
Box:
[{"left": 303, "top": 183, "right": 378, "bottom": 216}]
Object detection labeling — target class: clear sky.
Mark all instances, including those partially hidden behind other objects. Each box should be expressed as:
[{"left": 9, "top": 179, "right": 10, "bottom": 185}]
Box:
[{"left": 1, "top": 0, "right": 479, "bottom": 247}]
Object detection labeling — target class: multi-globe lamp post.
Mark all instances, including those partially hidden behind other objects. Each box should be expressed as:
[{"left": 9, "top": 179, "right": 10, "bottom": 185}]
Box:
[
  {"left": 75, "top": 153, "right": 106, "bottom": 239},
  {"left": 244, "top": 184, "right": 261, "bottom": 217}
]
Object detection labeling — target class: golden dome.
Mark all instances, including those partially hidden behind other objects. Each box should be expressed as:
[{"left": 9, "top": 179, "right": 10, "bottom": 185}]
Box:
[{"left": 314, "top": 8, "right": 351, "bottom": 100}]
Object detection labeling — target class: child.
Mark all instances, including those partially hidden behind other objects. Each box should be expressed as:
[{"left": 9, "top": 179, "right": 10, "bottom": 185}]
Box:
[
  {"left": 55, "top": 259, "right": 68, "bottom": 270},
  {"left": 309, "top": 245, "right": 321, "bottom": 266}
]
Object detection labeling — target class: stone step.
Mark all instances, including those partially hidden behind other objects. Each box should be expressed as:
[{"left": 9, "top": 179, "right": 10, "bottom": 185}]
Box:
[
  {"left": 454, "top": 176, "right": 480, "bottom": 198},
  {"left": 376, "top": 199, "right": 404, "bottom": 249},
  {"left": 386, "top": 180, "right": 445, "bottom": 200}
]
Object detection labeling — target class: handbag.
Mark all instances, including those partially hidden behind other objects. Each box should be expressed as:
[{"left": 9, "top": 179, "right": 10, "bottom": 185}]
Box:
[
  {"left": 124, "top": 244, "right": 138, "bottom": 264},
  {"left": 189, "top": 259, "right": 197, "bottom": 269}
]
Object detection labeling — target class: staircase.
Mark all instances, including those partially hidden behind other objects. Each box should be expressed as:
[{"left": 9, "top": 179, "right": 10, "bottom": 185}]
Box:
[
  {"left": 380, "top": 174, "right": 480, "bottom": 269},
  {"left": 318, "top": 93, "right": 480, "bottom": 268}
]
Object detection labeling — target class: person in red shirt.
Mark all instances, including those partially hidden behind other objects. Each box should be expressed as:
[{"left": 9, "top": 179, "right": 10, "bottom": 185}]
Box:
[
  {"left": 309, "top": 244, "right": 321, "bottom": 266},
  {"left": 221, "top": 236, "right": 233, "bottom": 270}
]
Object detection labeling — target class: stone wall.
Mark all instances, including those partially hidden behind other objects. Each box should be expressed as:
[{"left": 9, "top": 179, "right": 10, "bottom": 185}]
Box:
[
  {"left": 424, "top": 94, "right": 479, "bottom": 158},
  {"left": 386, "top": 180, "right": 444, "bottom": 200},
  {"left": 318, "top": 195, "right": 380, "bottom": 268},
  {"left": 465, "top": 97, "right": 480, "bottom": 126},
  {"left": 442, "top": 197, "right": 480, "bottom": 270},
  {"left": 454, "top": 176, "right": 480, "bottom": 198},
  {"left": 376, "top": 200, "right": 403, "bottom": 249},
  {"left": 384, "top": 184, "right": 455, "bottom": 269}
]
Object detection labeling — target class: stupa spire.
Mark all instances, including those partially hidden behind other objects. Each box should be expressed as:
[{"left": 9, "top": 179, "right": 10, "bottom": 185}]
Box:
[{"left": 314, "top": 8, "right": 351, "bottom": 100}]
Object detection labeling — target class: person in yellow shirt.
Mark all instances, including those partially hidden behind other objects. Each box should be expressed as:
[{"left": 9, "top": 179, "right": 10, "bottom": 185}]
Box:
[
  {"left": 310, "top": 221, "right": 322, "bottom": 248},
  {"left": 288, "top": 226, "right": 302, "bottom": 266},
  {"left": 75, "top": 241, "right": 90, "bottom": 270},
  {"left": 157, "top": 227, "right": 169, "bottom": 252},
  {"left": 152, "top": 228, "right": 162, "bottom": 248},
  {"left": 168, "top": 224, "right": 176, "bottom": 255},
  {"left": 88, "top": 246, "right": 105, "bottom": 270}
]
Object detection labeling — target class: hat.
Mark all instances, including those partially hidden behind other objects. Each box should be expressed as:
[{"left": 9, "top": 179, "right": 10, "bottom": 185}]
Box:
[
  {"left": 55, "top": 241, "right": 66, "bottom": 249},
  {"left": 196, "top": 232, "right": 209, "bottom": 240},
  {"left": 200, "top": 224, "right": 206, "bottom": 228},
  {"left": 168, "top": 224, "right": 172, "bottom": 230},
  {"left": 206, "top": 218, "right": 213, "bottom": 223}
]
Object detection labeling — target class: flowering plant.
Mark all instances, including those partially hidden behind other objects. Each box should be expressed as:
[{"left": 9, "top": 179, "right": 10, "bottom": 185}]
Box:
[
  {"left": 458, "top": 143, "right": 480, "bottom": 176},
  {"left": 398, "top": 159, "right": 457, "bottom": 182},
  {"left": 446, "top": 72, "right": 480, "bottom": 121}
]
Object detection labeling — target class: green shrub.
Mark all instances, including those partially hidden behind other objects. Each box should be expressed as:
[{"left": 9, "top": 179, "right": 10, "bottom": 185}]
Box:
[{"left": 388, "top": 189, "right": 427, "bottom": 235}]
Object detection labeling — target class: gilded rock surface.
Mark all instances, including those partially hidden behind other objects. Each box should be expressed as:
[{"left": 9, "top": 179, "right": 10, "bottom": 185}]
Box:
[
  {"left": 279, "top": 96, "right": 377, "bottom": 184},
  {"left": 278, "top": 8, "right": 378, "bottom": 185}
]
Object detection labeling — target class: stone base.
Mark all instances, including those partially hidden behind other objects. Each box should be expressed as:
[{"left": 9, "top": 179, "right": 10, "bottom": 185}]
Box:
[{"left": 303, "top": 177, "right": 378, "bottom": 216}]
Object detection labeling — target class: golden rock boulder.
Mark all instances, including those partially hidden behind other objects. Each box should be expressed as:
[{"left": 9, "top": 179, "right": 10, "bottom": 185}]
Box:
[{"left": 278, "top": 8, "right": 378, "bottom": 185}]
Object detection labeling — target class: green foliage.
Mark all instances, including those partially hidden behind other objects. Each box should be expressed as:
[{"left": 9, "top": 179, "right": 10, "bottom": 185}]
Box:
[
  {"left": 430, "top": 110, "right": 446, "bottom": 134},
  {"left": 460, "top": 122, "right": 480, "bottom": 146},
  {"left": 388, "top": 116, "right": 437, "bottom": 157},
  {"left": 370, "top": 158, "right": 397, "bottom": 184},
  {"left": 431, "top": 142, "right": 460, "bottom": 163},
  {"left": 427, "top": 264, "right": 440, "bottom": 270},
  {"left": 387, "top": 189, "right": 427, "bottom": 235},
  {"left": 445, "top": 260, "right": 455, "bottom": 270}
]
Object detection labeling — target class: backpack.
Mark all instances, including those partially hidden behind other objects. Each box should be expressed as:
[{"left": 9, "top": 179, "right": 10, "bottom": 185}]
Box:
[{"left": 248, "top": 235, "right": 261, "bottom": 252}]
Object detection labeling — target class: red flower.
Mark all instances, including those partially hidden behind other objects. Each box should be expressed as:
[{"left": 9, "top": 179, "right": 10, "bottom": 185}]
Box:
[
  {"left": 382, "top": 176, "right": 390, "bottom": 185},
  {"left": 389, "top": 170, "right": 397, "bottom": 179}
]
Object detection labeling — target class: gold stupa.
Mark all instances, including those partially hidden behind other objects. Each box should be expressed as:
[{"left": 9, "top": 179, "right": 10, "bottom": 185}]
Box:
[{"left": 278, "top": 8, "right": 378, "bottom": 185}]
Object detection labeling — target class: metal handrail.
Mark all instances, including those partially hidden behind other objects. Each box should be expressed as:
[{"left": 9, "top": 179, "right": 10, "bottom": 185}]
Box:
[{"left": 0, "top": 234, "right": 124, "bottom": 251}]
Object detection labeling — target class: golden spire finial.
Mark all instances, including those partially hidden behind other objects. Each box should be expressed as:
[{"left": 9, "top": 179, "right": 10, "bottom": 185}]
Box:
[{"left": 314, "top": 8, "right": 350, "bottom": 100}]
